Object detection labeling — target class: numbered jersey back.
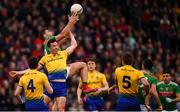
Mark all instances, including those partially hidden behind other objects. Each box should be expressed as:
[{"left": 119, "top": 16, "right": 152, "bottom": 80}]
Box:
[
  {"left": 18, "top": 70, "right": 48, "bottom": 101},
  {"left": 115, "top": 65, "right": 144, "bottom": 95}
]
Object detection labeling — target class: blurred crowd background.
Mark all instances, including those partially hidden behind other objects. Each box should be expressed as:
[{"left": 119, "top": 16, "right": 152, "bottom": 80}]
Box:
[{"left": 0, "top": 0, "right": 180, "bottom": 110}]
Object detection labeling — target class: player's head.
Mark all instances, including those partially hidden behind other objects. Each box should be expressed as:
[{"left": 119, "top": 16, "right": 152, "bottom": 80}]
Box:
[
  {"left": 142, "top": 59, "right": 153, "bottom": 71},
  {"left": 28, "top": 56, "right": 39, "bottom": 69},
  {"left": 41, "top": 29, "right": 54, "bottom": 40},
  {"left": 163, "top": 73, "right": 172, "bottom": 84},
  {"left": 122, "top": 52, "right": 134, "bottom": 65},
  {"left": 86, "top": 58, "right": 96, "bottom": 72},
  {"left": 47, "top": 39, "right": 59, "bottom": 54}
]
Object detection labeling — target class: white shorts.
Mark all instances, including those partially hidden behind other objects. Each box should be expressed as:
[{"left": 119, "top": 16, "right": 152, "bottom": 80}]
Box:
[{"left": 66, "top": 66, "right": 70, "bottom": 79}]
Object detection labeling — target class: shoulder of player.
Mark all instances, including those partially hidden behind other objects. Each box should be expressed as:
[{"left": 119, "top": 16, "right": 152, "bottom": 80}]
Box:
[
  {"left": 41, "top": 54, "right": 50, "bottom": 59},
  {"left": 143, "top": 72, "right": 156, "bottom": 79},
  {"left": 115, "top": 67, "right": 123, "bottom": 71},
  {"left": 24, "top": 70, "right": 46, "bottom": 76},
  {"left": 115, "top": 66, "right": 137, "bottom": 73},
  {"left": 19, "top": 75, "right": 26, "bottom": 81},
  {"left": 169, "top": 81, "right": 178, "bottom": 86},
  {"left": 96, "top": 71, "right": 105, "bottom": 76},
  {"left": 49, "top": 35, "right": 56, "bottom": 40},
  {"left": 35, "top": 71, "right": 47, "bottom": 77},
  {"left": 58, "top": 50, "right": 67, "bottom": 54},
  {"left": 157, "top": 81, "right": 164, "bottom": 86}
]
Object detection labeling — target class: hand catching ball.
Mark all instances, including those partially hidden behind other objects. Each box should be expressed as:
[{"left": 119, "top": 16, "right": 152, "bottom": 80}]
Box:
[{"left": 70, "top": 3, "right": 83, "bottom": 15}]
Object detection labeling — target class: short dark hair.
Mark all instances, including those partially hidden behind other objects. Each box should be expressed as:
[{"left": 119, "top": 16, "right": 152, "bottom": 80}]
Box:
[
  {"left": 86, "top": 57, "right": 97, "bottom": 63},
  {"left": 28, "top": 57, "right": 39, "bottom": 69},
  {"left": 143, "top": 59, "right": 153, "bottom": 70},
  {"left": 163, "top": 73, "right": 173, "bottom": 77},
  {"left": 38, "top": 28, "right": 48, "bottom": 40},
  {"left": 122, "top": 52, "right": 133, "bottom": 65},
  {"left": 47, "top": 38, "right": 56, "bottom": 47}
]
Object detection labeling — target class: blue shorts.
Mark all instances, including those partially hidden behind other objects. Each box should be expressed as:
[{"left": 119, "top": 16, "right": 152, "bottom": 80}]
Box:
[
  {"left": 83, "top": 96, "right": 104, "bottom": 111},
  {"left": 116, "top": 95, "right": 140, "bottom": 111},
  {"left": 25, "top": 100, "right": 48, "bottom": 111},
  {"left": 44, "top": 81, "right": 67, "bottom": 100}
]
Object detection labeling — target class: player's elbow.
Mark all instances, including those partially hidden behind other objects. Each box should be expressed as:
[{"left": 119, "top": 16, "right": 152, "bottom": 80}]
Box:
[
  {"left": 104, "top": 84, "right": 109, "bottom": 90},
  {"left": 14, "top": 91, "right": 19, "bottom": 97},
  {"left": 71, "top": 44, "right": 77, "bottom": 52},
  {"left": 73, "top": 43, "right": 78, "bottom": 48},
  {"left": 143, "top": 82, "right": 150, "bottom": 88},
  {"left": 141, "top": 78, "right": 150, "bottom": 88}
]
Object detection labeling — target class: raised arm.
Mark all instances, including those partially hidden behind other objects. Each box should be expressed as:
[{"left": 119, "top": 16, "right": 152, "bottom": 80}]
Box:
[
  {"left": 55, "top": 14, "right": 79, "bottom": 41},
  {"left": 66, "top": 32, "right": 77, "bottom": 55}
]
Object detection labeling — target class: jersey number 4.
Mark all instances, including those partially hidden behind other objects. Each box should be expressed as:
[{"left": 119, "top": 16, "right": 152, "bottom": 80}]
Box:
[
  {"left": 122, "top": 76, "right": 131, "bottom": 89},
  {"left": 27, "top": 79, "right": 36, "bottom": 92}
]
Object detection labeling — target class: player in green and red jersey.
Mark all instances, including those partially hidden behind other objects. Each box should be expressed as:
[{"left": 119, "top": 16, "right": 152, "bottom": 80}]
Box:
[
  {"left": 156, "top": 73, "right": 180, "bottom": 111},
  {"left": 138, "top": 59, "right": 162, "bottom": 111}
]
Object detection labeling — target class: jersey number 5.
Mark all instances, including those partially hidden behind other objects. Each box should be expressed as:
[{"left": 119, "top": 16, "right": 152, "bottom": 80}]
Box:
[
  {"left": 27, "top": 79, "right": 36, "bottom": 92},
  {"left": 122, "top": 76, "right": 131, "bottom": 89}
]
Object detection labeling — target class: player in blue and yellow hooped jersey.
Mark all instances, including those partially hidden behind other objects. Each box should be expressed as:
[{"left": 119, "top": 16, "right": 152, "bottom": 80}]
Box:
[
  {"left": 38, "top": 38, "right": 74, "bottom": 111},
  {"left": 77, "top": 58, "right": 109, "bottom": 111},
  {"left": 42, "top": 31, "right": 97, "bottom": 111},
  {"left": 14, "top": 57, "right": 53, "bottom": 111},
  {"left": 114, "top": 52, "right": 150, "bottom": 111},
  {"left": 10, "top": 32, "right": 96, "bottom": 111},
  {"left": 10, "top": 17, "right": 96, "bottom": 111}
]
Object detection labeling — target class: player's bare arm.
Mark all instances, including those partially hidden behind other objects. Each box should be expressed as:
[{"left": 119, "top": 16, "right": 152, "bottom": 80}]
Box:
[
  {"left": 66, "top": 32, "right": 77, "bottom": 55},
  {"left": 44, "top": 81, "right": 53, "bottom": 94},
  {"left": 140, "top": 77, "right": 150, "bottom": 95},
  {"left": 95, "top": 81, "right": 109, "bottom": 94},
  {"left": 9, "top": 69, "right": 30, "bottom": 77},
  {"left": 55, "top": 14, "right": 79, "bottom": 41},
  {"left": 9, "top": 63, "right": 43, "bottom": 77},
  {"left": 108, "top": 74, "right": 118, "bottom": 94},
  {"left": 14, "top": 86, "right": 23, "bottom": 104},
  {"left": 172, "top": 93, "right": 180, "bottom": 103},
  {"left": 77, "top": 83, "right": 83, "bottom": 105}
]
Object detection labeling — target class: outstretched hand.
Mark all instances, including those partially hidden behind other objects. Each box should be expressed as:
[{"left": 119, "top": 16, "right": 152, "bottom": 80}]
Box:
[
  {"left": 68, "top": 14, "right": 79, "bottom": 25},
  {"left": 77, "top": 97, "right": 83, "bottom": 105},
  {"left": 9, "top": 71, "right": 17, "bottom": 77}
]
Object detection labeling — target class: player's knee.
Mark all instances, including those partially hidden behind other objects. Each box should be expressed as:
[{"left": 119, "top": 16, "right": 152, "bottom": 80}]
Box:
[
  {"left": 80, "top": 62, "right": 87, "bottom": 68},
  {"left": 57, "top": 105, "right": 65, "bottom": 111}
]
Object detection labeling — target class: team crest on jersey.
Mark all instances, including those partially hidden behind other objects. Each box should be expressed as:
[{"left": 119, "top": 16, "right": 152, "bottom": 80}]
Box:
[
  {"left": 166, "top": 87, "right": 169, "bottom": 91},
  {"left": 96, "top": 76, "right": 99, "bottom": 80}
]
